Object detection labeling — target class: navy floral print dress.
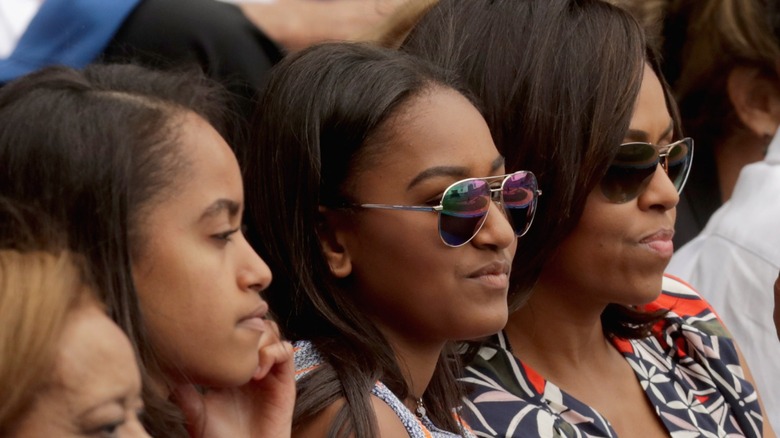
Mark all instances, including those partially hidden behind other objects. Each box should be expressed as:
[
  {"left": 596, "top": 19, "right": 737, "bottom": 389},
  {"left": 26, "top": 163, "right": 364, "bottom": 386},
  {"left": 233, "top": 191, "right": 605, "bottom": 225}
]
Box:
[{"left": 461, "top": 275, "right": 766, "bottom": 437}]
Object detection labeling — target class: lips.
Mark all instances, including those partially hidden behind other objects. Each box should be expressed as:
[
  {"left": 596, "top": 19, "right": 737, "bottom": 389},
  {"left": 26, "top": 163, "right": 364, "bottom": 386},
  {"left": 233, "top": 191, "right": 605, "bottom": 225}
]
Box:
[
  {"left": 639, "top": 229, "right": 674, "bottom": 257},
  {"left": 237, "top": 302, "right": 268, "bottom": 332},
  {"left": 468, "top": 260, "right": 511, "bottom": 289}
]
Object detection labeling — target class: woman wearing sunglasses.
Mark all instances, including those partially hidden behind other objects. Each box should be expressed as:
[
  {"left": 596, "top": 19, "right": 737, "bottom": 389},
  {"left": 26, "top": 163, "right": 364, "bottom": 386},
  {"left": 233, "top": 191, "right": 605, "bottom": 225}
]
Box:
[
  {"left": 241, "top": 42, "right": 541, "bottom": 437},
  {"left": 398, "top": 0, "right": 776, "bottom": 436}
]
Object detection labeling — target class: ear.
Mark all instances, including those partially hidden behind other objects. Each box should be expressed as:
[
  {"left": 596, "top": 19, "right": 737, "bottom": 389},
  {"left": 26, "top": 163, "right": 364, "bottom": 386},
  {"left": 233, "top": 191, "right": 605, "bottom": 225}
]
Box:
[
  {"left": 727, "top": 65, "right": 780, "bottom": 138},
  {"left": 316, "top": 206, "right": 353, "bottom": 278}
]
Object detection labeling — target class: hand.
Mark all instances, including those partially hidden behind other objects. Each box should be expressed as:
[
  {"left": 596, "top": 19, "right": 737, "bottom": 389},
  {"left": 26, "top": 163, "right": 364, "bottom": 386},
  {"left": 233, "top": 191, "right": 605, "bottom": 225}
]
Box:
[
  {"left": 174, "top": 321, "right": 296, "bottom": 438},
  {"left": 238, "top": 0, "right": 409, "bottom": 52}
]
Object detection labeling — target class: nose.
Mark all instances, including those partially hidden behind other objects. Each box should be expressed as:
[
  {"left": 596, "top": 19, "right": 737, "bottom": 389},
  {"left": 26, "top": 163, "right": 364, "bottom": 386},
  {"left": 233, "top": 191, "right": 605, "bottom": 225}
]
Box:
[
  {"left": 637, "top": 163, "right": 679, "bottom": 212},
  {"left": 470, "top": 199, "right": 516, "bottom": 249},
  {"left": 238, "top": 232, "right": 273, "bottom": 293}
]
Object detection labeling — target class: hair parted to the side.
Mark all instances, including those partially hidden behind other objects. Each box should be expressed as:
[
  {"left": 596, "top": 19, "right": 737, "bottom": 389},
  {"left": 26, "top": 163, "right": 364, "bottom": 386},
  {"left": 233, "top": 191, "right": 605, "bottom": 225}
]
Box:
[
  {"left": 0, "top": 64, "right": 231, "bottom": 437},
  {"left": 402, "top": 0, "right": 680, "bottom": 337},
  {"left": 241, "top": 42, "right": 473, "bottom": 437}
]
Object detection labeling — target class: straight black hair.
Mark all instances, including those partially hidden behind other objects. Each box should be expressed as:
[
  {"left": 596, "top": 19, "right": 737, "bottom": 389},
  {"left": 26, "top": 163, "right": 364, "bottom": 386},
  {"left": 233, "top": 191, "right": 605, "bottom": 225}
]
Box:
[{"left": 242, "top": 42, "right": 474, "bottom": 437}]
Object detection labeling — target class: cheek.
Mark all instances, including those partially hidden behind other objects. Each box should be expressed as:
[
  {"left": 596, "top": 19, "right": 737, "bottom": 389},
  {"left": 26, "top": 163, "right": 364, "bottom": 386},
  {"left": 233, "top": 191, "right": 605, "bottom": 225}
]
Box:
[
  {"left": 349, "top": 215, "right": 457, "bottom": 304},
  {"left": 351, "top": 214, "right": 446, "bottom": 279}
]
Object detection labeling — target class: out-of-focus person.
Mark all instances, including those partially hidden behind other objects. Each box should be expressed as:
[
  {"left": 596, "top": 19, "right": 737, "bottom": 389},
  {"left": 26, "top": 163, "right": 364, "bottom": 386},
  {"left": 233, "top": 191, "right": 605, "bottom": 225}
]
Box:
[{"left": 0, "top": 246, "right": 149, "bottom": 437}]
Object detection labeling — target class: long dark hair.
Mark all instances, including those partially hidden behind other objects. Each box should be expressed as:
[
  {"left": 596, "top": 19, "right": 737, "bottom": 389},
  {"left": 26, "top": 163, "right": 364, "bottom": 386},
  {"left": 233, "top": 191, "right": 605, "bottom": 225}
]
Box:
[
  {"left": 241, "top": 42, "right": 472, "bottom": 436},
  {"left": 402, "top": 0, "right": 680, "bottom": 337},
  {"left": 0, "top": 64, "right": 229, "bottom": 437}
]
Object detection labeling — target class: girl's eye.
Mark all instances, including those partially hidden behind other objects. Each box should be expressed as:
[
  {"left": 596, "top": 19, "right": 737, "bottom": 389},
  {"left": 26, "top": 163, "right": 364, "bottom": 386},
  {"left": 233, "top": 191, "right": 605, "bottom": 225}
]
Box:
[
  {"left": 213, "top": 226, "right": 241, "bottom": 242},
  {"left": 424, "top": 193, "right": 444, "bottom": 207}
]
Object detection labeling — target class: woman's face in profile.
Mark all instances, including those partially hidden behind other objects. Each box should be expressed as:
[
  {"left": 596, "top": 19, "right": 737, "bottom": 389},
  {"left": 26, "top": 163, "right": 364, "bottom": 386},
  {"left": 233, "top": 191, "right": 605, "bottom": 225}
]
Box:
[
  {"left": 543, "top": 64, "right": 680, "bottom": 306},
  {"left": 10, "top": 300, "right": 148, "bottom": 437}
]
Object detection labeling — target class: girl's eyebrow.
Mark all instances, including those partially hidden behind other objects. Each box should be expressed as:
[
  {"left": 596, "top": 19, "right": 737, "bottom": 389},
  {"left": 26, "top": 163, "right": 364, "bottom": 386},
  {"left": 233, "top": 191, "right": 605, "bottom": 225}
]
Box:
[
  {"left": 199, "top": 199, "right": 240, "bottom": 222},
  {"left": 406, "top": 155, "right": 505, "bottom": 190}
]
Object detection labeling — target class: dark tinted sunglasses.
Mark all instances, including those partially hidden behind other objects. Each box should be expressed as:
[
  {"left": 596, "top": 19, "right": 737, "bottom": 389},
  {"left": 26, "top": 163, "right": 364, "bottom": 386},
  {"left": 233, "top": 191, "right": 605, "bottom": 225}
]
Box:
[
  {"left": 601, "top": 137, "right": 694, "bottom": 204},
  {"left": 350, "top": 171, "right": 542, "bottom": 247}
]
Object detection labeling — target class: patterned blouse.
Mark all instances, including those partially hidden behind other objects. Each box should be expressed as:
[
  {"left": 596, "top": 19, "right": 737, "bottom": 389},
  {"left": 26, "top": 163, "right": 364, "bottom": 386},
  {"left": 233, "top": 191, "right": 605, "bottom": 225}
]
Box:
[
  {"left": 294, "top": 340, "right": 476, "bottom": 438},
  {"left": 461, "top": 275, "right": 765, "bottom": 437}
]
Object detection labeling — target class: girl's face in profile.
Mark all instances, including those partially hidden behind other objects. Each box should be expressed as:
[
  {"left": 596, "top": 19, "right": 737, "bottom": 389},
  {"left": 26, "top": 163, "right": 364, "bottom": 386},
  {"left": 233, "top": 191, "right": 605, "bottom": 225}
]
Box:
[
  {"left": 132, "top": 112, "right": 273, "bottom": 388},
  {"left": 326, "top": 87, "right": 517, "bottom": 347},
  {"left": 11, "top": 299, "right": 149, "bottom": 438}
]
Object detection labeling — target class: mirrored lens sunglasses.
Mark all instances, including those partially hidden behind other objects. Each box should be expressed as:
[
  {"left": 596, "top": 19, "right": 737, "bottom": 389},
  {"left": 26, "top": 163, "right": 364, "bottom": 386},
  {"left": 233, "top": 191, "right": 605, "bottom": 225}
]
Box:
[{"left": 351, "top": 170, "right": 542, "bottom": 247}]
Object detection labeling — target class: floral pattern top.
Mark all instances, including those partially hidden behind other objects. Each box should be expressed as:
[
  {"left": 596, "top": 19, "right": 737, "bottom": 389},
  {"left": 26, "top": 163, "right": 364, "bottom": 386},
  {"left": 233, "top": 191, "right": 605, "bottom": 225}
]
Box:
[
  {"left": 461, "top": 275, "right": 765, "bottom": 437},
  {"left": 294, "top": 340, "right": 476, "bottom": 438}
]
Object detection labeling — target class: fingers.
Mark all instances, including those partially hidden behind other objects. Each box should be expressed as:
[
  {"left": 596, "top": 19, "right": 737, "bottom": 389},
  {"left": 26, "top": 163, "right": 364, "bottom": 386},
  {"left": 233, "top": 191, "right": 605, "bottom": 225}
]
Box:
[{"left": 254, "top": 339, "right": 294, "bottom": 381}]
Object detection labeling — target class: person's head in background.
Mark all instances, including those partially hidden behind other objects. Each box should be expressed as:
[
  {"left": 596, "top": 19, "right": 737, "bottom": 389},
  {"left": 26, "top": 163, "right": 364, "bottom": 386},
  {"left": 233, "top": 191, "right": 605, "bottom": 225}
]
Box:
[
  {"left": 612, "top": 0, "right": 780, "bottom": 246},
  {"left": 0, "top": 202, "right": 148, "bottom": 437},
  {"left": 0, "top": 64, "right": 273, "bottom": 437},
  {"left": 242, "top": 42, "right": 535, "bottom": 436},
  {"left": 0, "top": 251, "right": 148, "bottom": 438},
  {"left": 401, "top": 0, "right": 685, "bottom": 321}
]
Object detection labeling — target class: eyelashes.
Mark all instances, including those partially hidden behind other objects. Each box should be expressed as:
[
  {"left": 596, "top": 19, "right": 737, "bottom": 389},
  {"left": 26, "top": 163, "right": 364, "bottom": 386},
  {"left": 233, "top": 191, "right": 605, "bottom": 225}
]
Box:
[{"left": 212, "top": 226, "right": 242, "bottom": 242}]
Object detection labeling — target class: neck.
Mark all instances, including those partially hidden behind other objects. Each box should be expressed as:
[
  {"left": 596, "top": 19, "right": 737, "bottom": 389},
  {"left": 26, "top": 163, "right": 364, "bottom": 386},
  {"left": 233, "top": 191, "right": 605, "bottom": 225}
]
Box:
[
  {"left": 375, "top": 322, "right": 444, "bottom": 413},
  {"left": 504, "top": 278, "right": 614, "bottom": 377}
]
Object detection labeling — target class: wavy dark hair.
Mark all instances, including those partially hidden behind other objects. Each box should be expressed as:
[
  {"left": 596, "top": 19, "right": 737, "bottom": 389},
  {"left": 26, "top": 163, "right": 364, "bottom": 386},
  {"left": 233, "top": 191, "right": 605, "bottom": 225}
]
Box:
[
  {"left": 0, "top": 64, "right": 229, "bottom": 437},
  {"left": 241, "top": 42, "right": 474, "bottom": 437},
  {"left": 402, "top": 0, "right": 681, "bottom": 338}
]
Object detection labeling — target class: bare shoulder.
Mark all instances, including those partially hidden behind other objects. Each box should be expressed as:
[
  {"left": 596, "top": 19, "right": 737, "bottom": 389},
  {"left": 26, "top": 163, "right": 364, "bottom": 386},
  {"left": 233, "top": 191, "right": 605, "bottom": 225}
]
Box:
[
  {"left": 292, "top": 396, "right": 410, "bottom": 438},
  {"left": 371, "top": 394, "right": 412, "bottom": 438}
]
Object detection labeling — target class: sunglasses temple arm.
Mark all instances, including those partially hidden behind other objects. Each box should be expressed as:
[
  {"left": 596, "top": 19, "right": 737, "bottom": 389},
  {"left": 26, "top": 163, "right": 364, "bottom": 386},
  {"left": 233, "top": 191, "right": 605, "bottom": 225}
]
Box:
[{"left": 357, "top": 204, "right": 441, "bottom": 212}]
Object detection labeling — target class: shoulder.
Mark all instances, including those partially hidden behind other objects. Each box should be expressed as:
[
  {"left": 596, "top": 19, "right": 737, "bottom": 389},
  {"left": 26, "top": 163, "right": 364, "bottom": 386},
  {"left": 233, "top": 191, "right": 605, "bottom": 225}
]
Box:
[
  {"left": 293, "top": 339, "right": 322, "bottom": 380},
  {"left": 461, "top": 334, "right": 565, "bottom": 436},
  {"left": 651, "top": 275, "right": 723, "bottom": 323},
  {"left": 292, "top": 395, "right": 412, "bottom": 438}
]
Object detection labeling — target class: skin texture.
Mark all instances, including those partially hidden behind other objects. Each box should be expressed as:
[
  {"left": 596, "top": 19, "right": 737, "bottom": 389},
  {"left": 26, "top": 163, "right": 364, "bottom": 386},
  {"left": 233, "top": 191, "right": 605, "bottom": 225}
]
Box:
[
  {"left": 302, "top": 86, "right": 517, "bottom": 436},
  {"left": 10, "top": 300, "right": 148, "bottom": 437},
  {"left": 133, "top": 112, "right": 274, "bottom": 390}
]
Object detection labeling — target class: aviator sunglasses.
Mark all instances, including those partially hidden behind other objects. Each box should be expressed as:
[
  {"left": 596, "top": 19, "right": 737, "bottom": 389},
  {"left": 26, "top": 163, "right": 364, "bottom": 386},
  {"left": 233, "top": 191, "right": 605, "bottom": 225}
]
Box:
[
  {"left": 600, "top": 137, "right": 694, "bottom": 204},
  {"left": 349, "top": 170, "right": 542, "bottom": 247}
]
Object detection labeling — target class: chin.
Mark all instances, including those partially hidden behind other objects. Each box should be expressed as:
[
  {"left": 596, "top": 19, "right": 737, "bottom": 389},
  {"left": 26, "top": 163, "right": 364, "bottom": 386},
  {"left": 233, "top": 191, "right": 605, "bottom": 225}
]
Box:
[
  {"left": 192, "top": 359, "right": 257, "bottom": 389},
  {"left": 456, "top": 310, "right": 508, "bottom": 341}
]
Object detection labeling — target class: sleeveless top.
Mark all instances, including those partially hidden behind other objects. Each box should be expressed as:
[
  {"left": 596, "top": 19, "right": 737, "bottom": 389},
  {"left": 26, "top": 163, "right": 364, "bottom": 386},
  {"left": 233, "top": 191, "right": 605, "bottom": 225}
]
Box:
[
  {"left": 294, "top": 340, "right": 475, "bottom": 438},
  {"left": 461, "top": 275, "right": 766, "bottom": 437}
]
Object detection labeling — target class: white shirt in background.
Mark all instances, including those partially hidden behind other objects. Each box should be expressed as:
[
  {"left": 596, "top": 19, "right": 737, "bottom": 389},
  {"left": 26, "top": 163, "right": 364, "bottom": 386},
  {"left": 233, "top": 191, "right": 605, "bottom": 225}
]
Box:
[
  {"left": 0, "top": 0, "right": 43, "bottom": 58},
  {"left": 668, "top": 129, "right": 780, "bottom": 431}
]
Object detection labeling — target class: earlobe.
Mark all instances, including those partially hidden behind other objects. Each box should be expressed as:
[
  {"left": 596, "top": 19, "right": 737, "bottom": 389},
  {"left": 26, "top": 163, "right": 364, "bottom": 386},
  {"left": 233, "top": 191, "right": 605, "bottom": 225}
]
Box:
[
  {"left": 727, "top": 66, "right": 780, "bottom": 138},
  {"left": 317, "top": 207, "right": 353, "bottom": 278}
]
